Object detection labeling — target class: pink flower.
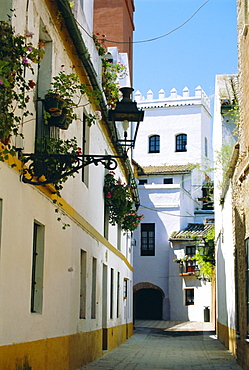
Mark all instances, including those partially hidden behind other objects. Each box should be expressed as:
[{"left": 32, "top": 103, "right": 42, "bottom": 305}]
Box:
[
  {"left": 27, "top": 46, "right": 32, "bottom": 51},
  {"left": 0, "top": 81, "right": 2, "bottom": 85},
  {"left": 117, "top": 181, "right": 121, "bottom": 185},
  {"left": 22, "top": 58, "right": 29, "bottom": 64}
]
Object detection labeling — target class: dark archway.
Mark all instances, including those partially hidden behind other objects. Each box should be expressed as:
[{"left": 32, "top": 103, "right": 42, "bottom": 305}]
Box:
[{"left": 134, "top": 288, "right": 163, "bottom": 320}]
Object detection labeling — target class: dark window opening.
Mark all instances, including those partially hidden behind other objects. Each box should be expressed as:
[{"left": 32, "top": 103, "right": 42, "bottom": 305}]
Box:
[
  {"left": 202, "top": 181, "right": 214, "bottom": 210},
  {"left": 185, "top": 288, "right": 194, "bottom": 305},
  {"left": 141, "top": 223, "right": 155, "bottom": 256},
  {"left": 149, "top": 135, "right": 160, "bottom": 153},
  {"left": 139, "top": 179, "right": 148, "bottom": 185},
  {"left": 186, "top": 246, "right": 196, "bottom": 272},
  {"left": 176, "top": 134, "right": 187, "bottom": 152},
  {"left": 164, "top": 178, "right": 173, "bottom": 184}
]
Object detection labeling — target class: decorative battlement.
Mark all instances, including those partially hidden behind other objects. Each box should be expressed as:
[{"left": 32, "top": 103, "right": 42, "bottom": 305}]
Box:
[{"left": 134, "top": 86, "right": 210, "bottom": 113}]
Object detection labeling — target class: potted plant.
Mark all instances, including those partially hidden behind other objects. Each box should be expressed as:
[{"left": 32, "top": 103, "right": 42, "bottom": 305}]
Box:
[
  {"left": 34, "top": 136, "right": 82, "bottom": 193},
  {"left": 0, "top": 20, "right": 44, "bottom": 145},
  {"left": 121, "top": 212, "right": 144, "bottom": 232},
  {"left": 93, "top": 33, "right": 107, "bottom": 56},
  {"left": 44, "top": 67, "right": 102, "bottom": 129},
  {"left": 104, "top": 171, "right": 143, "bottom": 232},
  {"left": 102, "top": 59, "right": 127, "bottom": 108}
]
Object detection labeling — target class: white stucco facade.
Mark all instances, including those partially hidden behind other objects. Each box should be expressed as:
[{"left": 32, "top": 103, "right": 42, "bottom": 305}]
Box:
[
  {"left": 133, "top": 87, "right": 214, "bottom": 322},
  {"left": 0, "top": 1, "right": 135, "bottom": 368},
  {"left": 213, "top": 75, "right": 238, "bottom": 346}
]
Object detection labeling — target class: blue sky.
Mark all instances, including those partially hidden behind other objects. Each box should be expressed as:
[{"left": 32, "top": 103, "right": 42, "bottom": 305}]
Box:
[{"left": 133, "top": 0, "right": 238, "bottom": 102}]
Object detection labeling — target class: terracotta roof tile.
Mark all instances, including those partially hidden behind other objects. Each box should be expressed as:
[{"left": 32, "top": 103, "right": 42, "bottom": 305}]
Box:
[
  {"left": 137, "top": 164, "right": 195, "bottom": 175},
  {"left": 170, "top": 223, "right": 214, "bottom": 241}
]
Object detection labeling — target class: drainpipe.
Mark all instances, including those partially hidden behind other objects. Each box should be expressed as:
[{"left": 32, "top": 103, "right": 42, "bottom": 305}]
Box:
[{"left": 55, "top": 0, "right": 140, "bottom": 206}]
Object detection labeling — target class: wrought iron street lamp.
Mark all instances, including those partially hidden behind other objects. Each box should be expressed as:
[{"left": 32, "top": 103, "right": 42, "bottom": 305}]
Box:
[
  {"left": 108, "top": 87, "right": 144, "bottom": 150},
  {"left": 21, "top": 87, "right": 144, "bottom": 186}
]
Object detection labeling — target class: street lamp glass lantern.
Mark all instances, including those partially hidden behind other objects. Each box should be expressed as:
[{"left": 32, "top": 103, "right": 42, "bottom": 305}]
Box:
[{"left": 108, "top": 87, "right": 144, "bottom": 149}]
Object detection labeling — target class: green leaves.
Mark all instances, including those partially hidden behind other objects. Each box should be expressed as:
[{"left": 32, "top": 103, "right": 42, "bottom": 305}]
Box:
[
  {"left": 104, "top": 172, "right": 143, "bottom": 232},
  {"left": 0, "top": 21, "right": 43, "bottom": 142}
]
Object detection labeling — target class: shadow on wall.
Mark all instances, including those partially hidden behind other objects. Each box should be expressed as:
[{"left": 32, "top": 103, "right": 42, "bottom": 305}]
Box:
[{"left": 133, "top": 184, "right": 175, "bottom": 321}]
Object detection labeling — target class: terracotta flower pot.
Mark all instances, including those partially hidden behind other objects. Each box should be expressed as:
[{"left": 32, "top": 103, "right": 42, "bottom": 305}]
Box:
[
  {"left": 47, "top": 108, "right": 71, "bottom": 130},
  {"left": 44, "top": 93, "right": 64, "bottom": 116}
]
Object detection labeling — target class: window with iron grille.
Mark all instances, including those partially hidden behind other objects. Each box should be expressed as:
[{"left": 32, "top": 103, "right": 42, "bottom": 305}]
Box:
[
  {"left": 141, "top": 223, "right": 155, "bottom": 256},
  {"left": 176, "top": 134, "right": 187, "bottom": 152}
]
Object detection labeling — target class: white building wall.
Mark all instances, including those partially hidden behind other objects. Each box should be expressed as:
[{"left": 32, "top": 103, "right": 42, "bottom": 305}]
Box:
[
  {"left": 213, "top": 75, "right": 238, "bottom": 335},
  {"left": 0, "top": 0, "right": 135, "bottom": 367},
  {"left": 133, "top": 86, "right": 213, "bottom": 322},
  {"left": 134, "top": 87, "right": 211, "bottom": 169}
]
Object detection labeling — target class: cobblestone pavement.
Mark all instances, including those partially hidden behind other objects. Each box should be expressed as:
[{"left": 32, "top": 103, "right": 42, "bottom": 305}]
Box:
[{"left": 79, "top": 321, "right": 242, "bottom": 370}]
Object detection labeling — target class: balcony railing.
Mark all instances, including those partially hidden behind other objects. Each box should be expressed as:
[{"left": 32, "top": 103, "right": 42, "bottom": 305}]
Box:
[{"left": 179, "top": 260, "right": 196, "bottom": 276}]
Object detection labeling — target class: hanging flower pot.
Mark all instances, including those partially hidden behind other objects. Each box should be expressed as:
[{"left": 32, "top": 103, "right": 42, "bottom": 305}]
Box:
[
  {"left": 44, "top": 93, "right": 64, "bottom": 116},
  {"left": 47, "top": 108, "right": 71, "bottom": 130}
]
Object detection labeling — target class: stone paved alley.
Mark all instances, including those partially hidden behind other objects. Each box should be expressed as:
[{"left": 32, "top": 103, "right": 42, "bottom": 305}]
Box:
[{"left": 79, "top": 321, "right": 242, "bottom": 370}]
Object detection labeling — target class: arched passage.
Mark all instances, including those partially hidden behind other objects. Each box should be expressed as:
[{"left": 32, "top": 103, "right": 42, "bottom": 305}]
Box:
[{"left": 134, "top": 283, "right": 164, "bottom": 320}]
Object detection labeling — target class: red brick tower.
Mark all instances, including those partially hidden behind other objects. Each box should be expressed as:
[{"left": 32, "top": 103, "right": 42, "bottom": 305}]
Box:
[{"left": 94, "top": 0, "right": 135, "bottom": 82}]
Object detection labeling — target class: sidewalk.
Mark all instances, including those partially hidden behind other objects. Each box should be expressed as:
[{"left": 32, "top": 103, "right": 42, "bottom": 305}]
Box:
[{"left": 79, "top": 321, "right": 242, "bottom": 370}]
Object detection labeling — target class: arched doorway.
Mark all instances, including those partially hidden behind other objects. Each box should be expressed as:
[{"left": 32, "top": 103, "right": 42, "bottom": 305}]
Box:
[{"left": 134, "top": 288, "right": 163, "bottom": 320}]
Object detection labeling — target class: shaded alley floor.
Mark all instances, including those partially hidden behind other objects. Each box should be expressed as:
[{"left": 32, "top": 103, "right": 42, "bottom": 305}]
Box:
[{"left": 79, "top": 321, "right": 242, "bottom": 370}]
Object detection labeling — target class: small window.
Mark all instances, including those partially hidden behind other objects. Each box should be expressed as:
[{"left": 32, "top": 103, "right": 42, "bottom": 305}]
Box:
[
  {"left": 80, "top": 250, "right": 87, "bottom": 319},
  {"left": 91, "top": 257, "right": 97, "bottom": 319},
  {"left": 31, "top": 222, "right": 45, "bottom": 314},
  {"left": 164, "top": 178, "right": 173, "bottom": 184},
  {"left": 139, "top": 179, "right": 147, "bottom": 185},
  {"left": 185, "top": 288, "right": 194, "bottom": 305},
  {"left": 176, "top": 134, "right": 187, "bottom": 152},
  {"left": 149, "top": 135, "right": 160, "bottom": 153},
  {"left": 141, "top": 223, "right": 155, "bottom": 256},
  {"left": 123, "top": 278, "right": 128, "bottom": 299},
  {"left": 82, "top": 113, "right": 90, "bottom": 185},
  {"left": 110, "top": 268, "right": 114, "bottom": 319},
  {"left": 117, "top": 272, "right": 120, "bottom": 317},
  {"left": 186, "top": 246, "right": 196, "bottom": 272},
  {"left": 205, "top": 137, "right": 208, "bottom": 157}
]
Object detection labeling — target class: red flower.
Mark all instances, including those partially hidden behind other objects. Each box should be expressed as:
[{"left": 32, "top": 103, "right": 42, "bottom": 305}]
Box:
[
  {"left": 76, "top": 147, "right": 82, "bottom": 155},
  {"left": 107, "top": 192, "right": 112, "bottom": 198},
  {"left": 28, "top": 80, "right": 35, "bottom": 89}
]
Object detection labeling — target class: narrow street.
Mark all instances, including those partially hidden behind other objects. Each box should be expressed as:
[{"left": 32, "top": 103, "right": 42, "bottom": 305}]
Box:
[{"left": 80, "top": 321, "right": 242, "bottom": 370}]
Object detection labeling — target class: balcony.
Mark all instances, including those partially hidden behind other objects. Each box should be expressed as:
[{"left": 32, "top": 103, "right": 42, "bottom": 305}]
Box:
[{"left": 179, "top": 261, "right": 196, "bottom": 276}]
